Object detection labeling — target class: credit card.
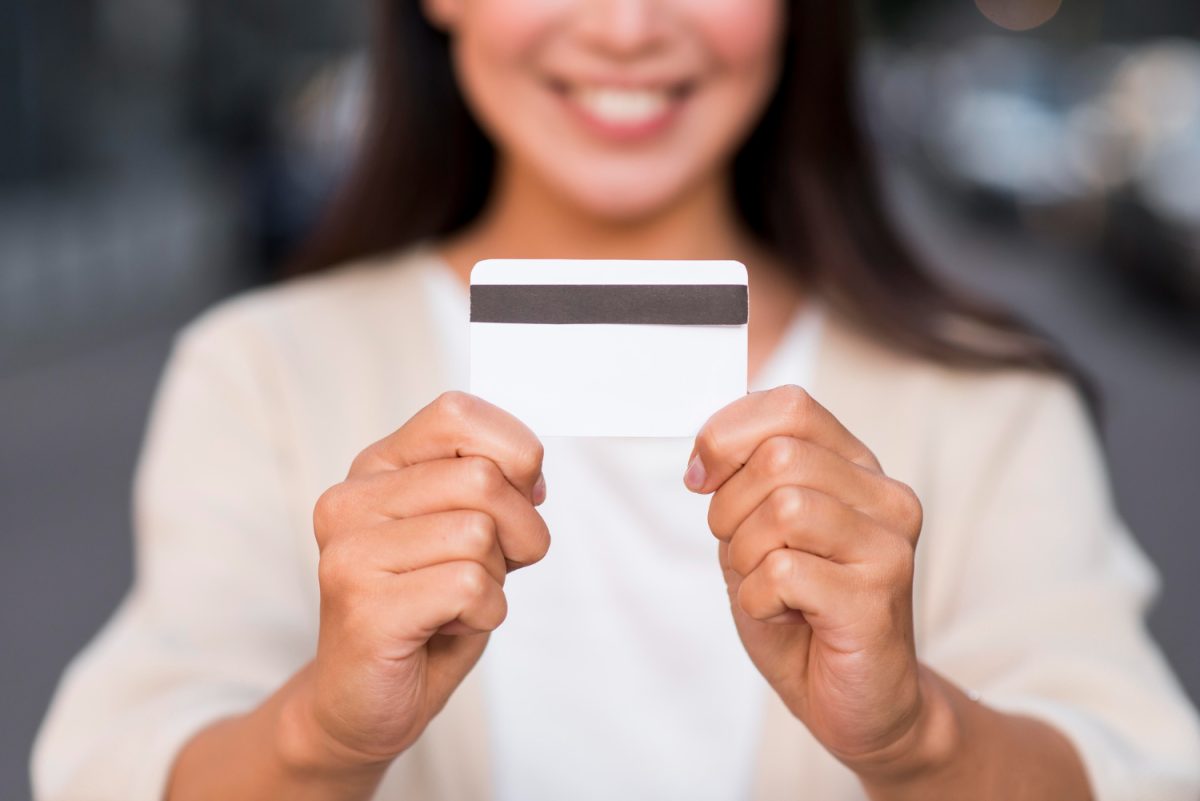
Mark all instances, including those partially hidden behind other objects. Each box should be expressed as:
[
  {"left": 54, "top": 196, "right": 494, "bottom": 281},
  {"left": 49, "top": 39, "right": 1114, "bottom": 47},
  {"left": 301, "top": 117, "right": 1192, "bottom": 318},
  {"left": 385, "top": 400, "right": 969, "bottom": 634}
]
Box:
[{"left": 470, "top": 259, "right": 748, "bottom": 437}]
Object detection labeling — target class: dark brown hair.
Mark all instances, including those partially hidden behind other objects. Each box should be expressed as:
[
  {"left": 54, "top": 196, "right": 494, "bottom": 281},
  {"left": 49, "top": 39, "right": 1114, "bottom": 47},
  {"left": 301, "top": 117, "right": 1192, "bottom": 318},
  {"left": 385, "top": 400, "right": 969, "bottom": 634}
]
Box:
[{"left": 293, "top": 2, "right": 1075, "bottom": 377}]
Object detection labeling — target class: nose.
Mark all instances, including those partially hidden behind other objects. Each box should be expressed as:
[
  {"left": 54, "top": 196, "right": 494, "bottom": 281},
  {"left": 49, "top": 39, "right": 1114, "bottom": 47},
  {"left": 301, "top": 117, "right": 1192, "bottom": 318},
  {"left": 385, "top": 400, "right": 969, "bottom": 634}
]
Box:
[{"left": 576, "top": 0, "right": 668, "bottom": 57}]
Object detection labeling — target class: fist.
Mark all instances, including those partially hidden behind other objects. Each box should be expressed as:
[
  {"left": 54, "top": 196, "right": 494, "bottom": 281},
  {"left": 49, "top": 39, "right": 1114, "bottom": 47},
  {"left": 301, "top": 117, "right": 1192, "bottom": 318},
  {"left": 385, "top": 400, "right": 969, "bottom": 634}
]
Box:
[
  {"left": 687, "top": 385, "right": 925, "bottom": 768},
  {"left": 300, "top": 392, "right": 549, "bottom": 769}
]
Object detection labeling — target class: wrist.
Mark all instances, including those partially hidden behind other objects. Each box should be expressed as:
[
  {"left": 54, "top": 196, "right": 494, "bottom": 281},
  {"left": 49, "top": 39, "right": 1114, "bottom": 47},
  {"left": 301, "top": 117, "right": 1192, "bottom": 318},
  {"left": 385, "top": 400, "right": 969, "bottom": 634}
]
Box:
[
  {"left": 273, "top": 664, "right": 393, "bottom": 786},
  {"left": 851, "top": 666, "right": 964, "bottom": 790}
]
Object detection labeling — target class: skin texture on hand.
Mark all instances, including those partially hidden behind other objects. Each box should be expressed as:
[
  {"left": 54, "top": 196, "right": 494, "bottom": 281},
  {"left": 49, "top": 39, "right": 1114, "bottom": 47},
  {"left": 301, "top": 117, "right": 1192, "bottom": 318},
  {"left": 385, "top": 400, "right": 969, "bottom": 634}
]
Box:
[
  {"left": 167, "top": 392, "right": 551, "bottom": 800},
  {"left": 687, "top": 384, "right": 925, "bottom": 765},
  {"left": 687, "top": 384, "right": 1093, "bottom": 799},
  {"left": 306, "top": 391, "right": 548, "bottom": 764}
]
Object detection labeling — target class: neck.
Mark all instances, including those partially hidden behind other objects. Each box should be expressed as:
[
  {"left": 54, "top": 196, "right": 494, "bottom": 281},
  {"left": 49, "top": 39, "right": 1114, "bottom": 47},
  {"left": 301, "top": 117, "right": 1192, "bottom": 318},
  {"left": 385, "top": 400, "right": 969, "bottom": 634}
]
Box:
[{"left": 436, "top": 158, "right": 805, "bottom": 379}]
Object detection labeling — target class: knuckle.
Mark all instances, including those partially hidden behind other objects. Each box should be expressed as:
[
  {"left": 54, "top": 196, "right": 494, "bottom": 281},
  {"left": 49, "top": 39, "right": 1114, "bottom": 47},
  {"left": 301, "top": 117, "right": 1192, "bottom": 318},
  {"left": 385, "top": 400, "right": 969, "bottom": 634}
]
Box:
[
  {"left": 888, "top": 480, "right": 924, "bottom": 537},
  {"left": 726, "top": 537, "right": 755, "bottom": 577},
  {"left": 478, "top": 596, "right": 509, "bottom": 632},
  {"left": 452, "top": 561, "right": 491, "bottom": 600},
  {"left": 768, "top": 485, "right": 807, "bottom": 525},
  {"left": 512, "top": 520, "right": 552, "bottom": 567},
  {"left": 774, "top": 384, "right": 814, "bottom": 419},
  {"left": 458, "top": 511, "right": 496, "bottom": 555},
  {"left": 312, "top": 483, "right": 351, "bottom": 539},
  {"left": 760, "top": 436, "right": 799, "bottom": 478},
  {"left": 462, "top": 456, "right": 505, "bottom": 498},
  {"left": 763, "top": 548, "right": 796, "bottom": 586},
  {"left": 528, "top": 522, "right": 552, "bottom": 563},
  {"left": 346, "top": 449, "right": 374, "bottom": 476},
  {"left": 434, "top": 390, "right": 477, "bottom": 424},
  {"left": 480, "top": 589, "right": 509, "bottom": 631}
]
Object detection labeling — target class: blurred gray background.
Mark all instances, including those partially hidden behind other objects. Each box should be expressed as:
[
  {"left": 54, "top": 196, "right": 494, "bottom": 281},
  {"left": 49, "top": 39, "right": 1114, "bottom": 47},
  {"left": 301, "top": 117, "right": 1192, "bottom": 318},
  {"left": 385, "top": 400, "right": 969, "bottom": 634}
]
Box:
[{"left": 3, "top": 1, "right": 1199, "bottom": 798}]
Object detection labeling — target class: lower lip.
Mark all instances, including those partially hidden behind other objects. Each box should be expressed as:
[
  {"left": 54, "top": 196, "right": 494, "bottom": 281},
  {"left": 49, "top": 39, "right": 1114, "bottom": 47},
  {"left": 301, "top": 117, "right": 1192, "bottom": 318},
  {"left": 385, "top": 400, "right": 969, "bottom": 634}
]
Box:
[{"left": 554, "top": 88, "right": 687, "bottom": 143}]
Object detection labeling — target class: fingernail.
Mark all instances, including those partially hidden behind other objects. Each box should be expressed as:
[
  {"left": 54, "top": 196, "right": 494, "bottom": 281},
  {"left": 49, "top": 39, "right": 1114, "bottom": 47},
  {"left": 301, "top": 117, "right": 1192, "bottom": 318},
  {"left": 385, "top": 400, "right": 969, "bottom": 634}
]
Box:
[
  {"left": 683, "top": 454, "right": 707, "bottom": 492},
  {"left": 532, "top": 473, "right": 547, "bottom": 506}
]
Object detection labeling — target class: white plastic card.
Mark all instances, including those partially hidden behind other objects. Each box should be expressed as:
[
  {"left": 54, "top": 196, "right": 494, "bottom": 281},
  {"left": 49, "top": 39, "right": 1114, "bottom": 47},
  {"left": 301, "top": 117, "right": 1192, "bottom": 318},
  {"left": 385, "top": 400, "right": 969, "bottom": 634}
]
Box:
[{"left": 469, "top": 259, "right": 748, "bottom": 437}]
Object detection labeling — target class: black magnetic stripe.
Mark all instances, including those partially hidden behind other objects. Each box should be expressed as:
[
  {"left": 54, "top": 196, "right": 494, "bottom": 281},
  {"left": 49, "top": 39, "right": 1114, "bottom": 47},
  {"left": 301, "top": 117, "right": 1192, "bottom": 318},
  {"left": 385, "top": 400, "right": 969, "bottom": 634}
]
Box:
[{"left": 470, "top": 284, "right": 748, "bottom": 325}]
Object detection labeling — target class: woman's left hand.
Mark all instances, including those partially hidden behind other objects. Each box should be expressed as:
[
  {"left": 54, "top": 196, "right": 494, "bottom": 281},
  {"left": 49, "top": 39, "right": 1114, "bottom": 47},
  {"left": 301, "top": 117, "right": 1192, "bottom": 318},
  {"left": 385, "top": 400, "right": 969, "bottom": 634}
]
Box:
[{"left": 686, "top": 385, "right": 931, "bottom": 776}]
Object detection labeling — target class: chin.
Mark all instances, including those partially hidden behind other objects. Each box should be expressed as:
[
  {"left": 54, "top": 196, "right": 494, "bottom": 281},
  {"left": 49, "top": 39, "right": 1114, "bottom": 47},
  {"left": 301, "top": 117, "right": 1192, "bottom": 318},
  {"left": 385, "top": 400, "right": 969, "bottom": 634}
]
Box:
[
  {"left": 579, "top": 194, "right": 681, "bottom": 225},
  {"left": 549, "top": 172, "right": 698, "bottom": 226}
]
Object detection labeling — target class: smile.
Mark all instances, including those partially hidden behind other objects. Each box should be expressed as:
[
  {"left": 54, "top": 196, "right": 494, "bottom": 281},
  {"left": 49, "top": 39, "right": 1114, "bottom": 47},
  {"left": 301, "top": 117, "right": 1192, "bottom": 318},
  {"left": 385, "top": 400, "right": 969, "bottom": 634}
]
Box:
[{"left": 550, "top": 80, "right": 693, "bottom": 141}]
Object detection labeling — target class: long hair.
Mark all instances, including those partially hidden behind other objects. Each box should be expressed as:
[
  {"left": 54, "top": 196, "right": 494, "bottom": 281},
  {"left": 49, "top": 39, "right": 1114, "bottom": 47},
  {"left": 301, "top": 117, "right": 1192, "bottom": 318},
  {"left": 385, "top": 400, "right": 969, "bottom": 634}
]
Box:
[{"left": 291, "top": 2, "right": 1076, "bottom": 377}]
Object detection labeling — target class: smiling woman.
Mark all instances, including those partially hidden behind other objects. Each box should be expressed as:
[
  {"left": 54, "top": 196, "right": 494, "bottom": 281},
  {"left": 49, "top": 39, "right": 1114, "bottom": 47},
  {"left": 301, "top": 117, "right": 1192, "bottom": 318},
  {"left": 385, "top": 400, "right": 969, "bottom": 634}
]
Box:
[
  {"left": 30, "top": 2, "right": 1200, "bottom": 801},
  {"left": 432, "top": 0, "right": 783, "bottom": 218},
  {"left": 294, "top": 1, "right": 1067, "bottom": 375}
]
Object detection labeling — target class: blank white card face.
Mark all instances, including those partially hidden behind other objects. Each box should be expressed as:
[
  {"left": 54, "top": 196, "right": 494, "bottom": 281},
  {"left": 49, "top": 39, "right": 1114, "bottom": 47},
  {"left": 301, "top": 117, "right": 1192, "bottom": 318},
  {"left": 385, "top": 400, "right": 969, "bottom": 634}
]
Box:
[{"left": 469, "top": 259, "right": 748, "bottom": 437}]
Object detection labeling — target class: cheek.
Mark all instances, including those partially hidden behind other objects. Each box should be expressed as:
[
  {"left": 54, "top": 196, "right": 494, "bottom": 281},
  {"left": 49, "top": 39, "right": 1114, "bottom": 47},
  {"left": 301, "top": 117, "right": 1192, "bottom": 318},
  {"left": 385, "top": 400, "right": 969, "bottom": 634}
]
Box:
[
  {"left": 689, "top": 0, "right": 785, "bottom": 115},
  {"left": 674, "top": 0, "right": 785, "bottom": 168},
  {"left": 451, "top": 1, "right": 551, "bottom": 89},
  {"left": 685, "top": 0, "right": 784, "bottom": 67},
  {"left": 449, "top": 2, "right": 563, "bottom": 150}
]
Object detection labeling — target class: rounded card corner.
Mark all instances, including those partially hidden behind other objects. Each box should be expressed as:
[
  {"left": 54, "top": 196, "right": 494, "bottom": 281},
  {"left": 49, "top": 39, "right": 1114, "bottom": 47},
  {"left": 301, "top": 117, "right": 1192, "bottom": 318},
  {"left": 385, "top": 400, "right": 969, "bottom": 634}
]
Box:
[{"left": 469, "top": 260, "right": 499, "bottom": 284}]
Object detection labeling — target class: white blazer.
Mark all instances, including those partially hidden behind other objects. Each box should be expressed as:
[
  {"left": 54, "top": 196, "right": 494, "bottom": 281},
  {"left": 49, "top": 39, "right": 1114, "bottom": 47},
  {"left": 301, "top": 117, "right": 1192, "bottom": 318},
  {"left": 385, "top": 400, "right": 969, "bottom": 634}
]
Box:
[{"left": 32, "top": 244, "right": 1200, "bottom": 800}]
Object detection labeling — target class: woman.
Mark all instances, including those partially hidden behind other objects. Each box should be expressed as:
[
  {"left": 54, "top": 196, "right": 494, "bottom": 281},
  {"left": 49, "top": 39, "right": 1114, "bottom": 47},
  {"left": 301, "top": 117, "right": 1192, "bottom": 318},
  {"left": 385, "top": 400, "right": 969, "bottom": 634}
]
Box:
[{"left": 32, "top": 2, "right": 1200, "bottom": 800}]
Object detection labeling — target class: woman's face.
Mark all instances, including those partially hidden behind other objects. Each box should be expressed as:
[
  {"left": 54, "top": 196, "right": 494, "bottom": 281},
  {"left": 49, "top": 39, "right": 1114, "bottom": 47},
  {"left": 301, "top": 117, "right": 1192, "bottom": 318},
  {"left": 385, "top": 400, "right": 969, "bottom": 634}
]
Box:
[{"left": 424, "top": 0, "right": 786, "bottom": 222}]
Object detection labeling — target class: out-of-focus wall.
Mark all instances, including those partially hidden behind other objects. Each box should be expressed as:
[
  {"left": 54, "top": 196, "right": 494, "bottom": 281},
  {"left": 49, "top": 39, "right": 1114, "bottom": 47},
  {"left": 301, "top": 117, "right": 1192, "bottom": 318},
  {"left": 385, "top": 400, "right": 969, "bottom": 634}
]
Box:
[
  {"left": 3, "top": 2, "right": 1198, "bottom": 799},
  {"left": 2, "top": 3, "right": 366, "bottom": 797}
]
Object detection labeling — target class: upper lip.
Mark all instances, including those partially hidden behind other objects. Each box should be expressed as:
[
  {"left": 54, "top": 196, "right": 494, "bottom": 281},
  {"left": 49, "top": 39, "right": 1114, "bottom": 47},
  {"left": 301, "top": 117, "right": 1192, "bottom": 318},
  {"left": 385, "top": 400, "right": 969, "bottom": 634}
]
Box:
[{"left": 547, "top": 75, "right": 695, "bottom": 97}]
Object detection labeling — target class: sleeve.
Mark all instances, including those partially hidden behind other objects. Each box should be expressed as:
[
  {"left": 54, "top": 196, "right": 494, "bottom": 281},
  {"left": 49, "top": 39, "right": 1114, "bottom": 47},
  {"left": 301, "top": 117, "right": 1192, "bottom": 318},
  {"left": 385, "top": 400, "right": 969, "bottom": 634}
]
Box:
[
  {"left": 920, "top": 376, "right": 1200, "bottom": 801},
  {"left": 31, "top": 306, "right": 316, "bottom": 801}
]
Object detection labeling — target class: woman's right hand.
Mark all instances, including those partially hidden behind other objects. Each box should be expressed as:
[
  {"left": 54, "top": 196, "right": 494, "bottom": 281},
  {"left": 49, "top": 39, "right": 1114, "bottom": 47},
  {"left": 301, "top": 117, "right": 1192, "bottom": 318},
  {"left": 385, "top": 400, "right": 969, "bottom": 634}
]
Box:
[{"left": 285, "top": 391, "right": 549, "bottom": 775}]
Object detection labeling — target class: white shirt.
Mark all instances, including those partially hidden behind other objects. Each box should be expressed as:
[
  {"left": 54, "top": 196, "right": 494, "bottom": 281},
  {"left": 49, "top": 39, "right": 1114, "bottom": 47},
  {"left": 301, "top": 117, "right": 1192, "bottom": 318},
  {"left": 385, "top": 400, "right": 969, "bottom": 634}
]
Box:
[{"left": 422, "top": 261, "right": 823, "bottom": 800}]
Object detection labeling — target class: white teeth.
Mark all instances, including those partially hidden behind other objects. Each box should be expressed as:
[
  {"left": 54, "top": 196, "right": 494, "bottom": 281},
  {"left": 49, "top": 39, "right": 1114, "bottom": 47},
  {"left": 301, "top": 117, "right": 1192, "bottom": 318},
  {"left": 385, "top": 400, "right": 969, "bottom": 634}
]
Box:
[{"left": 571, "top": 87, "right": 671, "bottom": 126}]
